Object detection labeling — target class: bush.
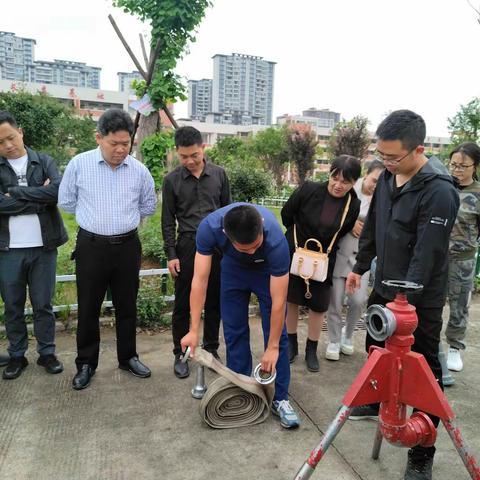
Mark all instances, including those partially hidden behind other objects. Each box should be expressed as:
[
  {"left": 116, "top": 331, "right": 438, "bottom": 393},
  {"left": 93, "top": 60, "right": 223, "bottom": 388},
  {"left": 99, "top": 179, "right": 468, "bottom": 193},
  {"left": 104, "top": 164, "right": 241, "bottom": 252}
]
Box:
[
  {"left": 141, "top": 130, "right": 175, "bottom": 190},
  {"left": 136, "top": 281, "right": 170, "bottom": 329},
  {"left": 229, "top": 165, "right": 272, "bottom": 202},
  {"left": 140, "top": 224, "right": 165, "bottom": 262},
  {"left": 139, "top": 208, "right": 165, "bottom": 263}
]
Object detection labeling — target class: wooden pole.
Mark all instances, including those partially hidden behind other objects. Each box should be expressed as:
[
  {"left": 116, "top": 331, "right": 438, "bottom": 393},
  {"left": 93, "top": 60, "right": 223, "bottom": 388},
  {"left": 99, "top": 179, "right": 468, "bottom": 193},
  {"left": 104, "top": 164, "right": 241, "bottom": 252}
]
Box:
[
  {"left": 160, "top": 103, "right": 178, "bottom": 129},
  {"left": 108, "top": 15, "right": 147, "bottom": 79},
  {"left": 139, "top": 34, "right": 149, "bottom": 69}
]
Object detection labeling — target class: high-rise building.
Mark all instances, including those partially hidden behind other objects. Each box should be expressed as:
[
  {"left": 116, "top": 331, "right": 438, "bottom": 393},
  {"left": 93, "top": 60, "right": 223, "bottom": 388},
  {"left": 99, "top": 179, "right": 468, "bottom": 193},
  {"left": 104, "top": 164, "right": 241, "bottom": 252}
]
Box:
[
  {"left": 118, "top": 71, "right": 143, "bottom": 94},
  {"left": 0, "top": 31, "right": 36, "bottom": 81},
  {"left": 28, "top": 60, "right": 100, "bottom": 89},
  {"left": 0, "top": 31, "right": 101, "bottom": 88},
  {"left": 210, "top": 53, "right": 275, "bottom": 125},
  {"left": 187, "top": 79, "right": 212, "bottom": 121}
]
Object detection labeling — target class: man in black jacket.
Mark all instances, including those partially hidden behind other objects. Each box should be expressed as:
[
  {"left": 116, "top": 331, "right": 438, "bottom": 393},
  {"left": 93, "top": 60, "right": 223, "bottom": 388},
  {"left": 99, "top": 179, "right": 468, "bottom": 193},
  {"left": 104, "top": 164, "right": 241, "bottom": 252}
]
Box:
[
  {"left": 346, "top": 110, "right": 459, "bottom": 480},
  {"left": 0, "top": 111, "right": 67, "bottom": 380}
]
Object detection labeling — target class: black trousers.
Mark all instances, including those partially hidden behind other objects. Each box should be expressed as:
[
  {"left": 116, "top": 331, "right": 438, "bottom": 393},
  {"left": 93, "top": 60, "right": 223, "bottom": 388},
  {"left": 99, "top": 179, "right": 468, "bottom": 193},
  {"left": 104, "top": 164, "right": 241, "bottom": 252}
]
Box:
[
  {"left": 366, "top": 290, "right": 444, "bottom": 456},
  {"left": 171, "top": 234, "right": 221, "bottom": 355},
  {"left": 75, "top": 230, "right": 141, "bottom": 369}
]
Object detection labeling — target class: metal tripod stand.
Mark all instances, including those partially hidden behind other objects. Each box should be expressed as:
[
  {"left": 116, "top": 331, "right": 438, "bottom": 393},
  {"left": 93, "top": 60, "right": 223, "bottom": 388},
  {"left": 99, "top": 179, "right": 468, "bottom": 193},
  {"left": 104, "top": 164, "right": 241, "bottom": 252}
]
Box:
[{"left": 294, "top": 280, "right": 480, "bottom": 479}]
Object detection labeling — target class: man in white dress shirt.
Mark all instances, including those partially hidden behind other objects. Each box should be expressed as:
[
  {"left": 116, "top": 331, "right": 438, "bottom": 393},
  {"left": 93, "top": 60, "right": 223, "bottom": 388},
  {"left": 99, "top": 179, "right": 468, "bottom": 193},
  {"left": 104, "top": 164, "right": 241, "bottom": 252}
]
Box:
[{"left": 59, "top": 108, "right": 157, "bottom": 390}]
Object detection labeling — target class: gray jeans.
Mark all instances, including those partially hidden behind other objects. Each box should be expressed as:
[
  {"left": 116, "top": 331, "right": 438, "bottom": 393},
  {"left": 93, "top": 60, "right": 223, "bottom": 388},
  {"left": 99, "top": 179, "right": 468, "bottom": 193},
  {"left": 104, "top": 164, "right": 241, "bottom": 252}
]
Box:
[
  {"left": 327, "top": 271, "right": 370, "bottom": 343},
  {"left": 0, "top": 248, "right": 57, "bottom": 357},
  {"left": 446, "top": 257, "right": 475, "bottom": 350}
]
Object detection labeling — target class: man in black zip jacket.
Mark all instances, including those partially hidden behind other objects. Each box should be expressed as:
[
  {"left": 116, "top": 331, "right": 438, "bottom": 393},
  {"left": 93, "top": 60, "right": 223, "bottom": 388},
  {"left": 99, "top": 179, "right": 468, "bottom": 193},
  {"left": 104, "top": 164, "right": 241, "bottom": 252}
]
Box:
[
  {"left": 0, "top": 111, "right": 67, "bottom": 380},
  {"left": 346, "top": 110, "right": 459, "bottom": 480}
]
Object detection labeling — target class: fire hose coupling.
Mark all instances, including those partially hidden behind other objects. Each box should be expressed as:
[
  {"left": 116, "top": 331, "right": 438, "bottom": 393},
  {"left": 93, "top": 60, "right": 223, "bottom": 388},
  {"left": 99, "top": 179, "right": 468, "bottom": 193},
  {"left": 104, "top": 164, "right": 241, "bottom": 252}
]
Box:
[
  {"left": 253, "top": 364, "right": 277, "bottom": 385},
  {"left": 366, "top": 280, "right": 423, "bottom": 341},
  {"left": 184, "top": 347, "right": 276, "bottom": 386},
  {"left": 365, "top": 304, "right": 397, "bottom": 342},
  {"left": 381, "top": 411, "right": 437, "bottom": 448}
]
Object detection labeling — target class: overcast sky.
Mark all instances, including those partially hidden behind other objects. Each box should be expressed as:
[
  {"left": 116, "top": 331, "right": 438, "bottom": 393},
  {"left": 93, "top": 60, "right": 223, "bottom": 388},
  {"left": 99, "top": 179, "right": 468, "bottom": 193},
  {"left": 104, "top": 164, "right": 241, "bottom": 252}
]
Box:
[{"left": 3, "top": 0, "right": 480, "bottom": 136}]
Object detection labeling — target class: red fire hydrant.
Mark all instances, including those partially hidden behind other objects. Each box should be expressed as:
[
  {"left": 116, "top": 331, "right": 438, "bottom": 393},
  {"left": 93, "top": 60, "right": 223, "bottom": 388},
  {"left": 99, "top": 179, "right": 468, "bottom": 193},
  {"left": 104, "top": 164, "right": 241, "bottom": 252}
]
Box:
[{"left": 294, "top": 280, "right": 480, "bottom": 480}]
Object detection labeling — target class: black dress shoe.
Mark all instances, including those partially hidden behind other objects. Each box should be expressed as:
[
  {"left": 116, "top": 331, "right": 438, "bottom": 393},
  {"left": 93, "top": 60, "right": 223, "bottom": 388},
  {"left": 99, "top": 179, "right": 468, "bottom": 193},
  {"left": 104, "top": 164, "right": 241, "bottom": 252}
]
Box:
[
  {"left": 72, "top": 364, "right": 95, "bottom": 390},
  {"left": 0, "top": 353, "right": 9, "bottom": 367},
  {"left": 210, "top": 350, "right": 221, "bottom": 362},
  {"left": 404, "top": 448, "right": 434, "bottom": 480},
  {"left": 174, "top": 353, "right": 189, "bottom": 379},
  {"left": 119, "top": 356, "right": 151, "bottom": 378},
  {"left": 37, "top": 354, "right": 64, "bottom": 374},
  {"left": 3, "top": 356, "right": 28, "bottom": 380}
]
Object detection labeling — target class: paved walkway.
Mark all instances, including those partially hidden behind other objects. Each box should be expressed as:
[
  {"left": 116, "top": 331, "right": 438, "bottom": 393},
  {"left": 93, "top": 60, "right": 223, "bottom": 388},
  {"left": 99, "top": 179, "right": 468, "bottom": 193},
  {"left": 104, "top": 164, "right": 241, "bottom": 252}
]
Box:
[{"left": 0, "top": 301, "right": 479, "bottom": 480}]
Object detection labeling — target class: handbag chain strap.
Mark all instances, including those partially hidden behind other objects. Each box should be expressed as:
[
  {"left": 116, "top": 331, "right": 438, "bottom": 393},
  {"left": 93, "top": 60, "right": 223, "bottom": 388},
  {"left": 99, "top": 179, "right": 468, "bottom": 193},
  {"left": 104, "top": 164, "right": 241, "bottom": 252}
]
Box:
[{"left": 293, "top": 193, "right": 352, "bottom": 254}]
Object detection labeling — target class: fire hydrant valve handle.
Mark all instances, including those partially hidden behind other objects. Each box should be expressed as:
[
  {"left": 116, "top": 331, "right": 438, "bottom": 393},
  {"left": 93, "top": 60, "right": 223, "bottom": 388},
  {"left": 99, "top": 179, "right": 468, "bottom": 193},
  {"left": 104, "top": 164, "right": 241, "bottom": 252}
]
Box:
[{"left": 382, "top": 280, "right": 423, "bottom": 294}]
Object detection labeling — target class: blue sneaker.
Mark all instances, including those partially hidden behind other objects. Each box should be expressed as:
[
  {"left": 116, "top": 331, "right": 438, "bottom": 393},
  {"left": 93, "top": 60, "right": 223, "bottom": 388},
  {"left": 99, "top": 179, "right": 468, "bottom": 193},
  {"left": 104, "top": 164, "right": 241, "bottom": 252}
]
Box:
[{"left": 271, "top": 400, "right": 300, "bottom": 429}]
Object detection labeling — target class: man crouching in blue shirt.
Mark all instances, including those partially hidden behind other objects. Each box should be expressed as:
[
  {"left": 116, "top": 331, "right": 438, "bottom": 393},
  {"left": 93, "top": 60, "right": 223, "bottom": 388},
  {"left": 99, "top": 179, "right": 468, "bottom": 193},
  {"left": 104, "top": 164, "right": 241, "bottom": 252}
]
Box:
[{"left": 181, "top": 203, "right": 300, "bottom": 429}]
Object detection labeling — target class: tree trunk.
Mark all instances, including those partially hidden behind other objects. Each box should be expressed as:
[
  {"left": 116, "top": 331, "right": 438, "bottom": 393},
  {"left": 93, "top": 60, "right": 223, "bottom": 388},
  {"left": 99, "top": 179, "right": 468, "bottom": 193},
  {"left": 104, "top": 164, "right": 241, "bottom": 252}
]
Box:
[{"left": 134, "top": 112, "right": 161, "bottom": 162}]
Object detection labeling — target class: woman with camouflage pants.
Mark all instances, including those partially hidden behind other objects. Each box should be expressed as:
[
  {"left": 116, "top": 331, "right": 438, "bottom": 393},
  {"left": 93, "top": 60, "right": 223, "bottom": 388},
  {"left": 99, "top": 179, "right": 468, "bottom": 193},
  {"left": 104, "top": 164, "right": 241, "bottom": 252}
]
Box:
[{"left": 446, "top": 142, "right": 480, "bottom": 372}]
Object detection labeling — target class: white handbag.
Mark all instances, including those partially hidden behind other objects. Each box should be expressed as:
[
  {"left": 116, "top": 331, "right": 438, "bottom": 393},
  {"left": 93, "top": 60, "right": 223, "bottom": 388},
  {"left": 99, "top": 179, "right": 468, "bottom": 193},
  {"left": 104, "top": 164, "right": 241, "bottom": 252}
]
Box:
[{"left": 290, "top": 194, "right": 351, "bottom": 299}]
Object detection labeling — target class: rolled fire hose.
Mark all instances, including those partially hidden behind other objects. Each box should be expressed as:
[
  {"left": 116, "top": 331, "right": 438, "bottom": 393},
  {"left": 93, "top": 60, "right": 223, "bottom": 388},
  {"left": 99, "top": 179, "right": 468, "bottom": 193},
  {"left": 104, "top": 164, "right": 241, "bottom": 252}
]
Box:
[{"left": 192, "top": 348, "right": 275, "bottom": 429}]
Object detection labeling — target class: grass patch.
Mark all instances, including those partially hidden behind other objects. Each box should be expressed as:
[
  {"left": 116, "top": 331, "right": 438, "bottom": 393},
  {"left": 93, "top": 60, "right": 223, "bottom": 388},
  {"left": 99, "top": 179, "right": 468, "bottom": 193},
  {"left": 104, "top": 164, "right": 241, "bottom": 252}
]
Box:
[{"left": 269, "top": 206, "right": 284, "bottom": 231}]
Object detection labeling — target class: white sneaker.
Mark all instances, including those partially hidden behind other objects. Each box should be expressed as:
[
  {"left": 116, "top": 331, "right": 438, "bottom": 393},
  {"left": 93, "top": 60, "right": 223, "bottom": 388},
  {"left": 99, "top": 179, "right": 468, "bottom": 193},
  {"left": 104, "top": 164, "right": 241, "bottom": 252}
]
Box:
[
  {"left": 447, "top": 347, "right": 463, "bottom": 372},
  {"left": 340, "top": 336, "right": 354, "bottom": 355},
  {"left": 325, "top": 342, "right": 340, "bottom": 361},
  {"left": 340, "top": 327, "right": 354, "bottom": 355}
]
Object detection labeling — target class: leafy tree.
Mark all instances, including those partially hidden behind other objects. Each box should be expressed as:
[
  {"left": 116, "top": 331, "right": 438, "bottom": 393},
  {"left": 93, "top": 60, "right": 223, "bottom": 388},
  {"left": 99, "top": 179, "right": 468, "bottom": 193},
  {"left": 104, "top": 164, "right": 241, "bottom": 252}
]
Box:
[
  {"left": 114, "top": 0, "right": 211, "bottom": 109},
  {"left": 206, "top": 136, "right": 259, "bottom": 170},
  {"left": 206, "top": 136, "right": 269, "bottom": 200},
  {"left": 314, "top": 171, "right": 330, "bottom": 183},
  {"left": 287, "top": 128, "right": 318, "bottom": 185},
  {"left": 140, "top": 130, "right": 175, "bottom": 190},
  {"left": 46, "top": 114, "right": 97, "bottom": 166},
  {"left": 315, "top": 144, "right": 326, "bottom": 159},
  {"left": 112, "top": 0, "right": 212, "bottom": 159},
  {"left": 229, "top": 165, "right": 271, "bottom": 202},
  {"left": 207, "top": 136, "right": 244, "bottom": 167},
  {"left": 0, "top": 91, "right": 65, "bottom": 150},
  {"left": 251, "top": 126, "right": 289, "bottom": 189},
  {"left": 0, "top": 91, "right": 96, "bottom": 166},
  {"left": 448, "top": 97, "right": 480, "bottom": 144},
  {"left": 328, "top": 116, "right": 371, "bottom": 160}
]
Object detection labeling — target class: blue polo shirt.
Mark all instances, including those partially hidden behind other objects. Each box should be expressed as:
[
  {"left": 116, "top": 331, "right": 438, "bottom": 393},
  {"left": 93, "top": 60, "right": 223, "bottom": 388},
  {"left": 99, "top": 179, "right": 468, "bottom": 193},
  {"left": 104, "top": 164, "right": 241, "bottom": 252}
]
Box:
[{"left": 196, "top": 203, "right": 290, "bottom": 277}]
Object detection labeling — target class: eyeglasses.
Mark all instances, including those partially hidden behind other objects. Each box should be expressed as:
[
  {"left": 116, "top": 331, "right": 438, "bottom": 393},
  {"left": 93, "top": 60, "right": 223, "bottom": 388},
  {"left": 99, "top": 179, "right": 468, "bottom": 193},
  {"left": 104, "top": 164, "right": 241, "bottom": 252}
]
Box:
[
  {"left": 449, "top": 162, "right": 475, "bottom": 172},
  {"left": 374, "top": 148, "right": 415, "bottom": 165}
]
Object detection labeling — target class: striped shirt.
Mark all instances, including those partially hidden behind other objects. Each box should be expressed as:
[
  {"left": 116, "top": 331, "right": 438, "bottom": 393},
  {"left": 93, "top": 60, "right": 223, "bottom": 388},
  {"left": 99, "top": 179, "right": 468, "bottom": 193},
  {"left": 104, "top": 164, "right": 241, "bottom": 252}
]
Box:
[{"left": 58, "top": 147, "right": 157, "bottom": 235}]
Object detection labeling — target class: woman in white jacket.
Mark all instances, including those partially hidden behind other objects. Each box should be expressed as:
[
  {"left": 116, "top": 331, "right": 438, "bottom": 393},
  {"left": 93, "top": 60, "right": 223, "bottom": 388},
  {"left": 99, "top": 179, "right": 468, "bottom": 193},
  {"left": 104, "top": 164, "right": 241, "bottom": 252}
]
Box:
[{"left": 325, "top": 160, "right": 384, "bottom": 360}]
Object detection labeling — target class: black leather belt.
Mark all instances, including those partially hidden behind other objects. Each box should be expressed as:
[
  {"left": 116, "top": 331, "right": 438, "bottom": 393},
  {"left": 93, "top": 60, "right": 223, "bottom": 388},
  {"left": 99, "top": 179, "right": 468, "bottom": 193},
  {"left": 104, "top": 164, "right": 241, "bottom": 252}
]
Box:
[{"left": 78, "top": 228, "right": 138, "bottom": 245}]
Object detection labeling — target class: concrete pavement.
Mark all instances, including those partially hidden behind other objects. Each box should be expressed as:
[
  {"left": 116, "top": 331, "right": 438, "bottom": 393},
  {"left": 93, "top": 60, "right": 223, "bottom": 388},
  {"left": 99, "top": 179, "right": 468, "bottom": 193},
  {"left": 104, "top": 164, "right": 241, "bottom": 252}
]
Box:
[{"left": 0, "top": 301, "right": 479, "bottom": 480}]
